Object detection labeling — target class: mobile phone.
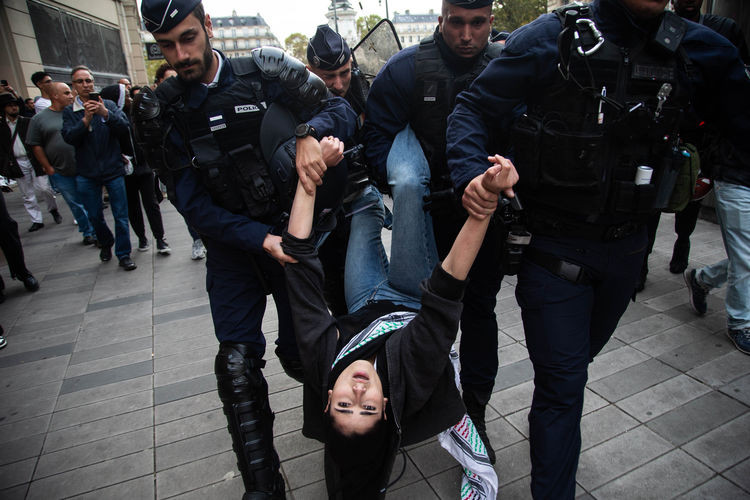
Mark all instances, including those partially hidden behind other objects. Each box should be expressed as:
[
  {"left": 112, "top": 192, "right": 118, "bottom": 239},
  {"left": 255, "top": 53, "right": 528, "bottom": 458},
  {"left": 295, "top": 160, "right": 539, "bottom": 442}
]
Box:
[
  {"left": 0, "top": 80, "right": 8, "bottom": 86},
  {"left": 88, "top": 92, "right": 100, "bottom": 101}
]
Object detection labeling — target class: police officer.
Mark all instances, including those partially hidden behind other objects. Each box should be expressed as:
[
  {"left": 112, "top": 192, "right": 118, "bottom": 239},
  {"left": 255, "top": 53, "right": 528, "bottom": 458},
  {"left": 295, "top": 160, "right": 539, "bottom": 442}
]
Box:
[
  {"left": 364, "top": 0, "right": 503, "bottom": 463},
  {"left": 446, "top": 0, "right": 750, "bottom": 497},
  {"left": 137, "top": 1, "right": 356, "bottom": 498}
]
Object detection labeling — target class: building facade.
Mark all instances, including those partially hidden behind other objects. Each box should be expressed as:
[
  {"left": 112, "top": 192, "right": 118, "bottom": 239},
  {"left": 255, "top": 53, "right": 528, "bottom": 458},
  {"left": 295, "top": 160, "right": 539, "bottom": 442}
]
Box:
[
  {"left": 0, "top": 0, "right": 147, "bottom": 97},
  {"left": 326, "top": 1, "right": 357, "bottom": 46},
  {"left": 209, "top": 11, "right": 281, "bottom": 58},
  {"left": 392, "top": 10, "right": 439, "bottom": 47}
]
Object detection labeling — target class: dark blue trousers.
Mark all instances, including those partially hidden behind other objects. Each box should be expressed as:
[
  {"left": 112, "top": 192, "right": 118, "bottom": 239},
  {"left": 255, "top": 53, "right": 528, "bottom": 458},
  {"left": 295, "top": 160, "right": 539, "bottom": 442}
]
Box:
[{"left": 516, "top": 229, "right": 647, "bottom": 499}]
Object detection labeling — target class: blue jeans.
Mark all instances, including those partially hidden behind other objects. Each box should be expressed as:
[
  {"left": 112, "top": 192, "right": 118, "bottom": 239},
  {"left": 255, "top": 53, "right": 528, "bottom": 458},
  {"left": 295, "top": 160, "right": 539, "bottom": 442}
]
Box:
[
  {"left": 385, "top": 125, "right": 439, "bottom": 298},
  {"left": 345, "top": 186, "right": 422, "bottom": 313},
  {"left": 77, "top": 175, "right": 131, "bottom": 259},
  {"left": 696, "top": 181, "right": 750, "bottom": 330},
  {"left": 49, "top": 174, "right": 94, "bottom": 237}
]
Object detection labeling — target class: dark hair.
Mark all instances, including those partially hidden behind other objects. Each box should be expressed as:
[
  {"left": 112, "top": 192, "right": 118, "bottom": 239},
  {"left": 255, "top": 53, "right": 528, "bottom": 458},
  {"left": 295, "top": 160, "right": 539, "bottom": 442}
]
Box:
[
  {"left": 130, "top": 85, "right": 142, "bottom": 98},
  {"left": 31, "top": 71, "right": 50, "bottom": 86},
  {"left": 191, "top": 3, "right": 205, "bottom": 25},
  {"left": 324, "top": 411, "right": 392, "bottom": 499},
  {"left": 154, "top": 62, "right": 174, "bottom": 85},
  {"left": 70, "top": 65, "right": 91, "bottom": 78}
]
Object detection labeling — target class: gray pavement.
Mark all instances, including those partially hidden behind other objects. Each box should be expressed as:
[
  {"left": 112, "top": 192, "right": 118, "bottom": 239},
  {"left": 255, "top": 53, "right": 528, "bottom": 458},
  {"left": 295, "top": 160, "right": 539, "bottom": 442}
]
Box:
[{"left": 0, "top": 188, "right": 749, "bottom": 499}]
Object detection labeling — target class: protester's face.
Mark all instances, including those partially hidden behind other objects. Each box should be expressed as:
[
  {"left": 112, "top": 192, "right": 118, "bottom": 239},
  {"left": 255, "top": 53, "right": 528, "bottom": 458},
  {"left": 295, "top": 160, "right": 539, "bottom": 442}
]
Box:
[
  {"left": 157, "top": 68, "right": 179, "bottom": 86},
  {"left": 71, "top": 69, "right": 94, "bottom": 99},
  {"left": 311, "top": 58, "right": 352, "bottom": 97},
  {"left": 52, "top": 83, "right": 74, "bottom": 107},
  {"left": 672, "top": 0, "right": 703, "bottom": 19},
  {"left": 439, "top": 4, "right": 493, "bottom": 59},
  {"left": 4, "top": 103, "right": 19, "bottom": 119},
  {"left": 328, "top": 360, "right": 386, "bottom": 435},
  {"left": 621, "top": 0, "right": 669, "bottom": 19},
  {"left": 155, "top": 13, "right": 215, "bottom": 83}
]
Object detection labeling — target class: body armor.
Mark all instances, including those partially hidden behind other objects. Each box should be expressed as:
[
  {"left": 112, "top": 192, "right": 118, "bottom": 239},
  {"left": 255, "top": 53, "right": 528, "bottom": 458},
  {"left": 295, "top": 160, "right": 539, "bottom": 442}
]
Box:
[{"left": 513, "top": 6, "right": 692, "bottom": 229}]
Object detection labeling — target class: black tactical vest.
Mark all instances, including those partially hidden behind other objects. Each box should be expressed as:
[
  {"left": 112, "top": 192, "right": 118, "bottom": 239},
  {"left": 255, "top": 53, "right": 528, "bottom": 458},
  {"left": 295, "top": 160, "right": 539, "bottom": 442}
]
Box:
[
  {"left": 411, "top": 36, "right": 502, "bottom": 184},
  {"left": 513, "top": 6, "right": 692, "bottom": 227}
]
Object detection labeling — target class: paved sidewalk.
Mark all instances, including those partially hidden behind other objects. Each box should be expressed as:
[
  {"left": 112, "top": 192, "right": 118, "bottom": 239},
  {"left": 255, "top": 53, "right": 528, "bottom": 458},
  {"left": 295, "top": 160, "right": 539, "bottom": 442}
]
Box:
[{"left": 0, "top": 189, "right": 748, "bottom": 499}]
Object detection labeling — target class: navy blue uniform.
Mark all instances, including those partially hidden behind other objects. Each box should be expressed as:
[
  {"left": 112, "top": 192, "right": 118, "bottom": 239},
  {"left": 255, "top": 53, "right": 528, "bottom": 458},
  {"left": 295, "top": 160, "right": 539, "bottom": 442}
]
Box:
[
  {"left": 168, "top": 55, "right": 356, "bottom": 360},
  {"left": 447, "top": 0, "right": 750, "bottom": 497}
]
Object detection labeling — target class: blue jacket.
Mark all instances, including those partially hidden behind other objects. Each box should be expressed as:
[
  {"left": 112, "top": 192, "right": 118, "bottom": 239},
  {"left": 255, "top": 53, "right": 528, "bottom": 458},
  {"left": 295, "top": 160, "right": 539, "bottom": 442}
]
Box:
[
  {"left": 446, "top": 0, "right": 750, "bottom": 190},
  {"left": 61, "top": 98, "right": 130, "bottom": 181},
  {"left": 168, "top": 54, "right": 357, "bottom": 255}
]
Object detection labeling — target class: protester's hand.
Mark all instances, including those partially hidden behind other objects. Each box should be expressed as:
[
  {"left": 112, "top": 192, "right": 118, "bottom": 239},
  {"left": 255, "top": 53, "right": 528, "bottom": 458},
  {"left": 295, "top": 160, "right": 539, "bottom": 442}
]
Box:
[
  {"left": 462, "top": 155, "right": 519, "bottom": 220},
  {"left": 319, "top": 136, "right": 344, "bottom": 167},
  {"left": 296, "top": 135, "right": 327, "bottom": 195},
  {"left": 483, "top": 155, "right": 519, "bottom": 198},
  {"left": 262, "top": 233, "right": 297, "bottom": 266}
]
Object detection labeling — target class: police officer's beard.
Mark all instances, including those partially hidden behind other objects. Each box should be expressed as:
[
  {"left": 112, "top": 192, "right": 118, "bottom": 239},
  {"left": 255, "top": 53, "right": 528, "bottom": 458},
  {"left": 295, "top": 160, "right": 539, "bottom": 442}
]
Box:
[{"left": 175, "top": 32, "right": 215, "bottom": 83}]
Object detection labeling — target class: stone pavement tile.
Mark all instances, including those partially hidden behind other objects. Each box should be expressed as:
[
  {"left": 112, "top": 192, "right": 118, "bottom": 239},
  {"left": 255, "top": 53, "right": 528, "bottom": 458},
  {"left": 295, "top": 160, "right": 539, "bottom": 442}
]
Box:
[
  {"left": 631, "top": 324, "right": 709, "bottom": 358},
  {"left": 587, "top": 358, "right": 679, "bottom": 402},
  {"left": 65, "top": 348, "right": 154, "bottom": 378},
  {"left": 591, "top": 449, "right": 713, "bottom": 499},
  {"left": 677, "top": 476, "right": 750, "bottom": 499},
  {"left": 582, "top": 387, "right": 609, "bottom": 415},
  {"left": 0, "top": 329, "right": 78, "bottom": 357},
  {"left": 426, "top": 465, "right": 466, "bottom": 498},
  {"left": 683, "top": 413, "right": 750, "bottom": 472},
  {"left": 642, "top": 288, "right": 705, "bottom": 314},
  {"left": 487, "top": 414, "right": 525, "bottom": 451},
  {"left": 686, "top": 310, "right": 731, "bottom": 334},
  {"left": 291, "top": 479, "right": 329, "bottom": 499},
  {"left": 657, "top": 334, "right": 734, "bottom": 372},
  {"left": 153, "top": 281, "right": 208, "bottom": 309},
  {"left": 50, "top": 390, "right": 153, "bottom": 431},
  {"left": 56, "top": 374, "right": 151, "bottom": 411},
  {"left": 0, "top": 457, "right": 36, "bottom": 490},
  {"left": 155, "top": 391, "right": 220, "bottom": 425},
  {"left": 156, "top": 450, "right": 238, "bottom": 498},
  {"left": 86, "top": 292, "right": 152, "bottom": 312},
  {"left": 646, "top": 391, "right": 748, "bottom": 446},
  {"left": 0, "top": 381, "right": 60, "bottom": 425},
  {"left": 0, "top": 342, "right": 75, "bottom": 368},
  {"left": 0, "top": 414, "right": 51, "bottom": 446},
  {"left": 662, "top": 295, "right": 724, "bottom": 323},
  {"left": 80, "top": 301, "right": 152, "bottom": 333},
  {"left": 0, "top": 483, "right": 27, "bottom": 500},
  {"left": 576, "top": 426, "right": 673, "bottom": 491},
  {"left": 688, "top": 351, "right": 750, "bottom": 388},
  {"left": 74, "top": 325, "right": 151, "bottom": 352},
  {"left": 494, "top": 358, "right": 534, "bottom": 392},
  {"left": 42, "top": 407, "right": 153, "bottom": 453},
  {"left": 617, "top": 301, "right": 658, "bottom": 326},
  {"left": 275, "top": 430, "right": 323, "bottom": 462},
  {"left": 44, "top": 267, "right": 98, "bottom": 282},
  {"left": 613, "top": 313, "right": 682, "bottom": 344},
  {"left": 497, "top": 342, "right": 530, "bottom": 368},
  {"left": 153, "top": 314, "right": 213, "bottom": 343},
  {"left": 154, "top": 345, "right": 215, "bottom": 372},
  {"left": 274, "top": 407, "right": 305, "bottom": 436},
  {"left": 153, "top": 358, "right": 213, "bottom": 388},
  {"left": 489, "top": 380, "right": 533, "bottom": 417},
  {"left": 497, "top": 330, "right": 518, "bottom": 349},
  {"left": 60, "top": 359, "right": 153, "bottom": 395},
  {"left": 501, "top": 323, "right": 526, "bottom": 342},
  {"left": 269, "top": 386, "right": 304, "bottom": 413},
  {"left": 155, "top": 408, "right": 225, "bottom": 447},
  {"left": 496, "top": 294, "right": 521, "bottom": 315},
  {"left": 616, "top": 374, "right": 711, "bottom": 422},
  {"left": 170, "top": 476, "right": 245, "bottom": 500},
  {"left": 21, "top": 290, "right": 93, "bottom": 322},
  {"left": 723, "top": 457, "right": 750, "bottom": 493},
  {"left": 497, "top": 475, "right": 530, "bottom": 499},
  {"left": 496, "top": 308, "right": 523, "bottom": 331},
  {"left": 0, "top": 433, "right": 44, "bottom": 466},
  {"left": 26, "top": 449, "right": 153, "bottom": 500},
  {"left": 153, "top": 295, "right": 209, "bottom": 316},
  {"left": 70, "top": 336, "right": 152, "bottom": 363},
  {"left": 720, "top": 373, "right": 750, "bottom": 406},
  {"left": 505, "top": 409, "right": 529, "bottom": 438},
  {"left": 409, "top": 440, "right": 458, "bottom": 477},
  {"left": 598, "top": 337, "right": 625, "bottom": 356},
  {"left": 388, "top": 479, "right": 439, "bottom": 499},
  {"left": 388, "top": 453, "right": 426, "bottom": 491},
  {"left": 154, "top": 331, "right": 217, "bottom": 358},
  {"left": 154, "top": 303, "right": 211, "bottom": 325},
  {"left": 35, "top": 428, "right": 153, "bottom": 479},
  {"left": 495, "top": 440, "right": 531, "bottom": 486},
  {"left": 587, "top": 345, "right": 651, "bottom": 382},
  {"left": 153, "top": 373, "right": 215, "bottom": 405},
  {"left": 580, "top": 405, "right": 639, "bottom": 451},
  {"left": 267, "top": 371, "right": 301, "bottom": 394},
  {"left": 282, "top": 448, "right": 324, "bottom": 490},
  {"left": 69, "top": 476, "right": 155, "bottom": 500},
  {"left": 633, "top": 275, "right": 684, "bottom": 301},
  {"left": 156, "top": 428, "right": 230, "bottom": 471},
  {"left": 0, "top": 355, "right": 69, "bottom": 394}
]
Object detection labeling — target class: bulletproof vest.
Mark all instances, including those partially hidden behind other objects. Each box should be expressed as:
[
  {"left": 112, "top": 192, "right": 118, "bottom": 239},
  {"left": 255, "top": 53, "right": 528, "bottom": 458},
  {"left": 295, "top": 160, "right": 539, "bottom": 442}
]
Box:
[
  {"left": 411, "top": 36, "right": 502, "bottom": 184},
  {"left": 512, "top": 6, "right": 692, "bottom": 225}
]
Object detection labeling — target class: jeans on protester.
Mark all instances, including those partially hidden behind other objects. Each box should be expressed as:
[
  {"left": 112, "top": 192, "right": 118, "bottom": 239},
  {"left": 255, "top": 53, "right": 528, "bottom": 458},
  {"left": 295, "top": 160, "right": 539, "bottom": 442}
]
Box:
[
  {"left": 696, "top": 181, "right": 750, "bottom": 330},
  {"left": 49, "top": 174, "right": 94, "bottom": 237},
  {"left": 77, "top": 175, "right": 131, "bottom": 259}
]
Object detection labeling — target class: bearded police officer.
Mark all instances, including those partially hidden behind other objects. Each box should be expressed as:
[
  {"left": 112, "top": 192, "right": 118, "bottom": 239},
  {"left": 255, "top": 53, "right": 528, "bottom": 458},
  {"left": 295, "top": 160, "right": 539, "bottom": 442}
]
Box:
[
  {"left": 364, "top": 0, "right": 504, "bottom": 463},
  {"left": 137, "top": 1, "right": 356, "bottom": 498},
  {"left": 447, "top": 0, "right": 750, "bottom": 496}
]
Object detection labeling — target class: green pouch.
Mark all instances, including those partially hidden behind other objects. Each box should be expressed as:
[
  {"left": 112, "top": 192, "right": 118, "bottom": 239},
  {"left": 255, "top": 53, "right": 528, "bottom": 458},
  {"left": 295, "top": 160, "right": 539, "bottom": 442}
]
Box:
[{"left": 664, "top": 143, "right": 699, "bottom": 213}]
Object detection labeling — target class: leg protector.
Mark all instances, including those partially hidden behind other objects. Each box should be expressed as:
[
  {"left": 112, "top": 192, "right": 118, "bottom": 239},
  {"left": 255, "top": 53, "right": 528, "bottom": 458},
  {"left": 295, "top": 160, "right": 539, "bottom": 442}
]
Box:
[{"left": 215, "top": 342, "right": 286, "bottom": 499}]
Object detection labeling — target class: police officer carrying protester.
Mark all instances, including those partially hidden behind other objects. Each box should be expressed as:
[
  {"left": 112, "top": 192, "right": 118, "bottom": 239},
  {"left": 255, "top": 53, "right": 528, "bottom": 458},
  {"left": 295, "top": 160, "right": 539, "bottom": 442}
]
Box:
[
  {"left": 447, "top": 0, "right": 750, "bottom": 497},
  {"left": 364, "top": 0, "right": 504, "bottom": 463},
  {"left": 136, "top": 1, "right": 356, "bottom": 498}
]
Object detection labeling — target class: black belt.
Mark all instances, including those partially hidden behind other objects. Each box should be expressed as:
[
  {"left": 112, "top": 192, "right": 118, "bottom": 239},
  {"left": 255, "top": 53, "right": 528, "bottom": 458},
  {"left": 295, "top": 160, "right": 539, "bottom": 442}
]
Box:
[
  {"left": 527, "top": 216, "right": 642, "bottom": 242},
  {"left": 525, "top": 247, "right": 593, "bottom": 286}
]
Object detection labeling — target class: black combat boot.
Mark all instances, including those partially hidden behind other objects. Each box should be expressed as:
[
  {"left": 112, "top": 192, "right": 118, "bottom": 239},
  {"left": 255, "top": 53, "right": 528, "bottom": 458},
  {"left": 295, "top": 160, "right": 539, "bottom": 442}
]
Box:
[
  {"left": 463, "top": 388, "right": 496, "bottom": 464},
  {"left": 215, "top": 343, "right": 286, "bottom": 499}
]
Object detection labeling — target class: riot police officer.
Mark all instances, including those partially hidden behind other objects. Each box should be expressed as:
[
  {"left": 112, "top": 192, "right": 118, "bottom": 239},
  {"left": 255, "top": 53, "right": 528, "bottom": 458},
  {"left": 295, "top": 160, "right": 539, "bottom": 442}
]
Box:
[
  {"left": 137, "top": 1, "right": 356, "bottom": 498},
  {"left": 446, "top": 0, "right": 750, "bottom": 497}
]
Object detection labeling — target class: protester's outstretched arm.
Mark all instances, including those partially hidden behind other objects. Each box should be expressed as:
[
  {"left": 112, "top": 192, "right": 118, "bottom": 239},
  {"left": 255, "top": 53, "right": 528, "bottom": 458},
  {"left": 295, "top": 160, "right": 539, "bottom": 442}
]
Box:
[{"left": 442, "top": 160, "right": 518, "bottom": 281}]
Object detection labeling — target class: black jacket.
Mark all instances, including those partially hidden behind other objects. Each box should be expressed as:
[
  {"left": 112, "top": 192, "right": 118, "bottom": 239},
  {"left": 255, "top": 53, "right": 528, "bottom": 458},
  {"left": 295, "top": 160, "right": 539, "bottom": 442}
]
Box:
[{"left": 0, "top": 116, "right": 44, "bottom": 178}]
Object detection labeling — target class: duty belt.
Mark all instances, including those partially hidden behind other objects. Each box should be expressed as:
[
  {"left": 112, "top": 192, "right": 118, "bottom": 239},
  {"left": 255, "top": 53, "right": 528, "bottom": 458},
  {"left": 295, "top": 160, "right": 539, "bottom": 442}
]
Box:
[{"left": 527, "top": 216, "right": 643, "bottom": 242}]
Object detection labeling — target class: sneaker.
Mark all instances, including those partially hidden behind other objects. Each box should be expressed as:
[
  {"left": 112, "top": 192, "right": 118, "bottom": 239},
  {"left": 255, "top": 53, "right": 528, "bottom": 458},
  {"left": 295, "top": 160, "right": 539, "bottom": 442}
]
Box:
[
  {"left": 684, "top": 268, "right": 709, "bottom": 315},
  {"left": 100, "top": 245, "right": 113, "bottom": 262},
  {"left": 28, "top": 222, "right": 44, "bottom": 232},
  {"left": 727, "top": 328, "right": 750, "bottom": 355},
  {"left": 137, "top": 238, "right": 150, "bottom": 252},
  {"left": 156, "top": 239, "right": 171, "bottom": 255},
  {"left": 0, "top": 336, "right": 6, "bottom": 350},
  {"left": 119, "top": 256, "right": 137, "bottom": 271},
  {"left": 82, "top": 235, "right": 96, "bottom": 246},
  {"left": 21, "top": 274, "right": 39, "bottom": 292},
  {"left": 191, "top": 239, "right": 206, "bottom": 260},
  {"left": 50, "top": 209, "right": 62, "bottom": 224}
]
